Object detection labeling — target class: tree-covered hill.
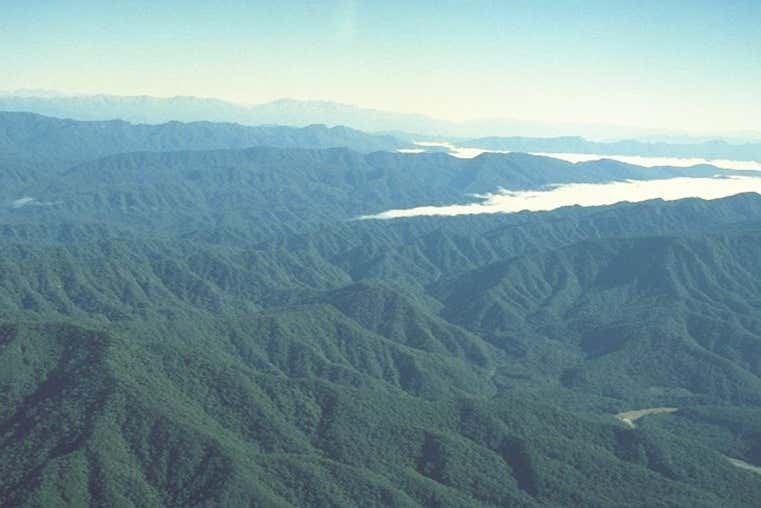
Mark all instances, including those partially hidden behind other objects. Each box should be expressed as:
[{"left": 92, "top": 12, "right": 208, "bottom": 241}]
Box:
[
  {"left": 3, "top": 320, "right": 761, "bottom": 507},
  {"left": 4, "top": 145, "right": 755, "bottom": 245},
  {"left": 3, "top": 125, "right": 761, "bottom": 506},
  {"left": 431, "top": 231, "right": 761, "bottom": 407},
  {"left": 0, "top": 111, "right": 410, "bottom": 163}
]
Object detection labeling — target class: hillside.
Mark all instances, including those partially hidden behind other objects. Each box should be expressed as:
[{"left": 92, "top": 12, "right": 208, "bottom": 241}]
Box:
[
  {"left": 2, "top": 129, "right": 761, "bottom": 505},
  {"left": 0, "top": 111, "right": 409, "bottom": 163},
  {"left": 3, "top": 144, "right": 753, "bottom": 243}
]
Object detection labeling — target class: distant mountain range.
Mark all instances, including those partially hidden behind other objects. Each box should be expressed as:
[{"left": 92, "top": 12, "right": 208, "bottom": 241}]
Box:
[
  {"left": 4, "top": 105, "right": 761, "bottom": 168},
  {"left": 463, "top": 136, "right": 761, "bottom": 163},
  {"left": 4, "top": 101, "right": 761, "bottom": 505},
  {"left": 3, "top": 112, "right": 758, "bottom": 236},
  {"left": 4, "top": 90, "right": 759, "bottom": 142},
  {"left": 0, "top": 111, "right": 409, "bottom": 163},
  {"left": 0, "top": 91, "right": 493, "bottom": 136}
]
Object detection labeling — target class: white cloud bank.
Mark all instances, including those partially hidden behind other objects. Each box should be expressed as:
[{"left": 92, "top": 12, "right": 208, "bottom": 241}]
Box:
[
  {"left": 11, "top": 197, "right": 61, "bottom": 209},
  {"left": 362, "top": 176, "right": 761, "bottom": 219},
  {"left": 11, "top": 197, "right": 37, "bottom": 208},
  {"left": 402, "top": 141, "right": 761, "bottom": 171},
  {"left": 530, "top": 152, "right": 761, "bottom": 172}
]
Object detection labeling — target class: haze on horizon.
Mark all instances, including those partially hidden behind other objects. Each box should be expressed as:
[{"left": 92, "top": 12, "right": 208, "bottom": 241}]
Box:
[{"left": 1, "top": 0, "right": 760, "bottom": 138}]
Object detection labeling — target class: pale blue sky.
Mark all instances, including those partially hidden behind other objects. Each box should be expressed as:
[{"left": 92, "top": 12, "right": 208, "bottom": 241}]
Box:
[{"left": 1, "top": 0, "right": 759, "bottom": 133}]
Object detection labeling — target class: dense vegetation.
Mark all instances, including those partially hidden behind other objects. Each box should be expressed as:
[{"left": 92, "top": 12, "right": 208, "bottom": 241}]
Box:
[
  {"left": 0, "top": 111, "right": 409, "bottom": 162},
  {"left": 2, "top": 112, "right": 761, "bottom": 506}
]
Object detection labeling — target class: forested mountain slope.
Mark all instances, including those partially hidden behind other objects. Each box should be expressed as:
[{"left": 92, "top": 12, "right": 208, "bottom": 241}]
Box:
[
  {"left": 4, "top": 144, "right": 753, "bottom": 243},
  {"left": 0, "top": 111, "right": 409, "bottom": 162},
  {"left": 3, "top": 125, "right": 761, "bottom": 506}
]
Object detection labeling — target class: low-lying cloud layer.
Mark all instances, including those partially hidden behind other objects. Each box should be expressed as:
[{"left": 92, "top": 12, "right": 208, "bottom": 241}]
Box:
[
  {"left": 529, "top": 152, "right": 761, "bottom": 172},
  {"left": 401, "top": 142, "right": 761, "bottom": 171},
  {"left": 11, "top": 196, "right": 61, "bottom": 209},
  {"left": 362, "top": 176, "right": 761, "bottom": 219}
]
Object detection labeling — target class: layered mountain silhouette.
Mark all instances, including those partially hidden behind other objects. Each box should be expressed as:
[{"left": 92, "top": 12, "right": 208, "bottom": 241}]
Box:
[
  {"left": 2, "top": 110, "right": 761, "bottom": 506},
  {"left": 5, "top": 91, "right": 759, "bottom": 141},
  {"left": 464, "top": 136, "right": 761, "bottom": 163},
  {"left": 0, "top": 111, "right": 409, "bottom": 162}
]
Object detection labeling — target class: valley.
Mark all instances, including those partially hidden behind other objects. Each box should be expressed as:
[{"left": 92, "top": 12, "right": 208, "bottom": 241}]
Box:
[
  {"left": 2, "top": 110, "right": 761, "bottom": 507},
  {"left": 5, "top": 2, "right": 761, "bottom": 505}
]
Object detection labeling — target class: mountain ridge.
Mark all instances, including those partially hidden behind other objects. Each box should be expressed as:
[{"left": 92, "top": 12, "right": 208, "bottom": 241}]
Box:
[
  {"left": 3, "top": 92, "right": 759, "bottom": 141},
  {"left": 3, "top": 111, "right": 761, "bottom": 505},
  {"left": 0, "top": 111, "right": 409, "bottom": 163}
]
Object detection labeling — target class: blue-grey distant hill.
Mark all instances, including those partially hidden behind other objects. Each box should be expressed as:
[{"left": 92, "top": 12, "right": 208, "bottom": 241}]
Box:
[
  {"left": 465, "top": 136, "right": 761, "bottom": 163},
  {"left": 0, "top": 93, "right": 457, "bottom": 135},
  {"left": 6, "top": 91, "right": 755, "bottom": 141},
  {"left": 0, "top": 111, "right": 409, "bottom": 162}
]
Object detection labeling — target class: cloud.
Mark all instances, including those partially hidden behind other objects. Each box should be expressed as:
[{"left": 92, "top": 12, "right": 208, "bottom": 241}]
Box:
[
  {"left": 11, "top": 196, "right": 61, "bottom": 209},
  {"left": 404, "top": 142, "right": 761, "bottom": 171},
  {"left": 530, "top": 152, "right": 761, "bottom": 172},
  {"left": 11, "top": 197, "right": 37, "bottom": 208},
  {"left": 361, "top": 176, "right": 761, "bottom": 219}
]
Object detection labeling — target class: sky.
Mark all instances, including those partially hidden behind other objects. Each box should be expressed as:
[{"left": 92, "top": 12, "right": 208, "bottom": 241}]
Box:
[{"left": 1, "top": 0, "right": 760, "bottom": 134}]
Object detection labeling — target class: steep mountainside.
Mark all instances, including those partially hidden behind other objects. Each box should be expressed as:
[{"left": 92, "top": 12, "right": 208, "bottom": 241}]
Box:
[
  {"left": 3, "top": 145, "right": 752, "bottom": 244},
  {"left": 3, "top": 126, "right": 761, "bottom": 506}
]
